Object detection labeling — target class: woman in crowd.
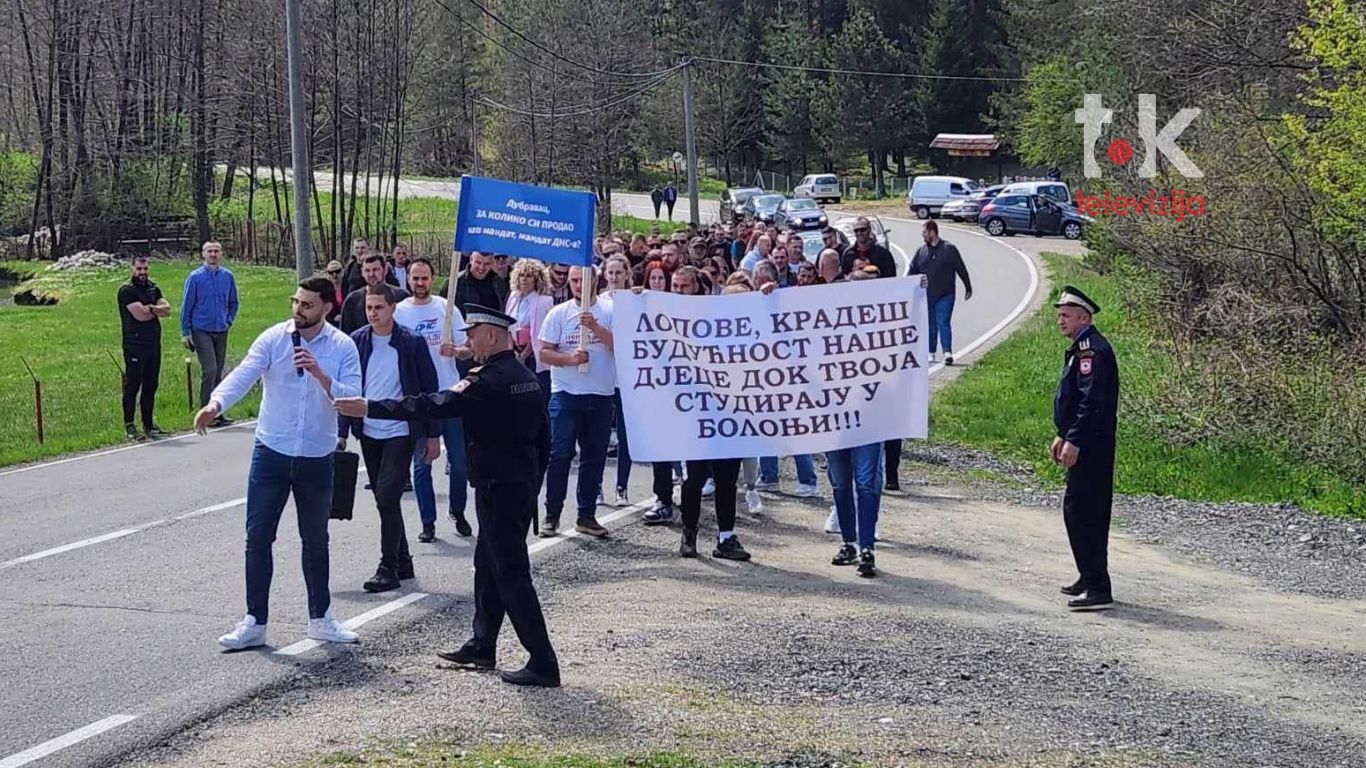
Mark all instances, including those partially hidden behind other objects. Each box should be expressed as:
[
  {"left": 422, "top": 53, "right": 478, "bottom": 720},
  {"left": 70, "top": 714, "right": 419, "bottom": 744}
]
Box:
[
  {"left": 641, "top": 265, "right": 702, "bottom": 525},
  {"left": 642, "top": 259, "right": 670, "bottom": 293},
  {"left": 505, "top": 258, "right": 556, "bottom": 404}
]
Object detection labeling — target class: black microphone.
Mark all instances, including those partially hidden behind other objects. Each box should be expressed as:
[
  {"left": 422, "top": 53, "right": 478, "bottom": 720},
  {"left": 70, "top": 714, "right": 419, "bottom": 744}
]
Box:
[{"left": 292, "top": 329, "right": 303, "bottom": 377}]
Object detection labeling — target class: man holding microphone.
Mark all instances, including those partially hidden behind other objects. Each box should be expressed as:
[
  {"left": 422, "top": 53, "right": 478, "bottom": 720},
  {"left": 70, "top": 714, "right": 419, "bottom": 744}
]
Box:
[{"left": 195, "top": 275, "right": 362, "bottom": 650}]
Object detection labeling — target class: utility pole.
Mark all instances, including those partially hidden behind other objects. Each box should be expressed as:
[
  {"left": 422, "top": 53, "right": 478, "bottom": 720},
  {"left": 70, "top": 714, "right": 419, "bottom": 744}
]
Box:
[
  {"left": 469, "top": 92, "right": 481, "bottom": 176},
  {"left": 681, "top": 57, "right": 700, "bottom": 225},
  {"left": 284, "top": 0, "right": 313, "bottom": 280}
]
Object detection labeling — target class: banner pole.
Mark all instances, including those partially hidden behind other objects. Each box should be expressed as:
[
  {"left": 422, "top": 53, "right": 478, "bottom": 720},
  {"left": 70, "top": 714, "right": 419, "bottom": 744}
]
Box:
[
  {"left": 577, "top": 265, "right": 592, "bottom": 374},
  {"left": 443, "top": 250, "right": 462, "bottom": 345}
]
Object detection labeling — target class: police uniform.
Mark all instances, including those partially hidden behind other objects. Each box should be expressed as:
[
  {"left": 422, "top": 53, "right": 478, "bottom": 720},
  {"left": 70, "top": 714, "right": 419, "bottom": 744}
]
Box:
[
  {"left": 1052, "top": 286, "right": 1119, "bottom": 611},
  {"left": 366, "top": 305, "right": 560, "bottom": 687}
]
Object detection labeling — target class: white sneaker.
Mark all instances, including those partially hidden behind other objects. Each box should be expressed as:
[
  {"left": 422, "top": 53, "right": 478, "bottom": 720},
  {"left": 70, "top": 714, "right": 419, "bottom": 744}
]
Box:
[
  {"left": 793, "top": 483, "right": 821, "bottom": 498},
  {"left": 824, "top": 507, "right": 841, "bottom": 534},
  {"left": 875, "top": 526, "right": 883, "bottom": 542},
  {"left": 219, "top": 615, "right": 267, "bottom": 650},
  {"left": 702, "top": 478, "right": 716, "bottom": 497},
  {"left": 597, "top": 492, "right": 605, "bottom": 507},
  {"left": 745, "top": 490, "right": 764, "bottom": 515},
  {"left": 929, "top": 352, "right": 938, "bottom": 364},
  {"left": 613, "top": 489, "right": 631, "bottom": 507},
  {"left": 307, "top": 610, "right": 359, "bottom": 644},
  {"left": 754, "top": 479, "right": 780, "bottom": 492}
]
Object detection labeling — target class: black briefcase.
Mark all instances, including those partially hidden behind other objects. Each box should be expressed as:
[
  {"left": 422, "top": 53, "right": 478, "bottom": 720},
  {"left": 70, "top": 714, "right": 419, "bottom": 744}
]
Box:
[{"left": 331, "top": 450, "right": 359, "bottom": 521}]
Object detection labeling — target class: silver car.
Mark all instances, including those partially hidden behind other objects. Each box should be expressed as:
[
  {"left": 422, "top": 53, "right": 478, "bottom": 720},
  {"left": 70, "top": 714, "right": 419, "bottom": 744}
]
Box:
[{"left": 793, "top": 173, "right": 842, "bottom": 204}]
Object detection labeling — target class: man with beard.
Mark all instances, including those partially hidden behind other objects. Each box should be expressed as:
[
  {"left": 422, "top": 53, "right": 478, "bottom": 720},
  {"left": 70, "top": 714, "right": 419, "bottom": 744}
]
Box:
[
  {"left": 390, "top": 243, "right": 412, "bottom": 288},
  {"left": 341, "top": 254, "right": 409, "bottom": 334},
  {"left": 840, "top": 217, "right": 896, "bottom": 278},
  {"left": 196, "top": 275, "right": 361, "bottom": 650},
  {"left": 118, "top": 256, "right": 172, "bottom": 440}
]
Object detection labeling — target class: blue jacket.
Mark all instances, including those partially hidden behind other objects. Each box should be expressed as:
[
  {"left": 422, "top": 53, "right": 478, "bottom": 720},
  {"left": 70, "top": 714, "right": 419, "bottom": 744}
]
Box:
[
  {"left": 338, "top": 324, "right": 441, "bottom": 440},
  {"left": 181, "top": 265, "right": 239, "bottom": 336}
]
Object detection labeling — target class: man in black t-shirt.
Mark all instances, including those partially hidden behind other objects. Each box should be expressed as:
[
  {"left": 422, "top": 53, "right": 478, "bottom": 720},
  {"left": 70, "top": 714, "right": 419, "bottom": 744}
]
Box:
[{"left": 117, "top": 257, "right": 172, "bottom": 440}]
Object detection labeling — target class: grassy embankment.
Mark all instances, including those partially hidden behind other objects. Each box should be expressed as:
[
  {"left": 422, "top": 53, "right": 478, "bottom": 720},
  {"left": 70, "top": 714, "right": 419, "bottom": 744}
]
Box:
[{"left": 930, "top": 253, "right": 1364, "bottom": 516}]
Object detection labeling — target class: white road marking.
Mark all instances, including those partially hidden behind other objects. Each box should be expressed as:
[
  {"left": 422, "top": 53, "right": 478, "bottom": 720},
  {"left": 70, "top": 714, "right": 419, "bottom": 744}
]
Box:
[
  {"left": 0, "top": 421, "right": 256, "bottom": 478},
  {"left": 172, "top": 498, "right": 246, "bottom": 522},
  {"left": 528, "top": 499, "right": 653, "bottom": 553},
  {"left": 0, "top": 529, "right": 144, "bottom": 570},
  {"left": 273, "top": 591, "right": 430, "bottom": 656},
  {"left": 0, "top": 714, "right": 138, "bottom": 768}
]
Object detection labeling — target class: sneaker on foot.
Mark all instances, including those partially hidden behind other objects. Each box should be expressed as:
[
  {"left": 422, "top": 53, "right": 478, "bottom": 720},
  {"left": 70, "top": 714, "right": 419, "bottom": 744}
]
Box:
[
  {"left": 539, "top": 515, "right": 560, "bottom": 538},
  {"left": 831, "top": 543, "right": 858, "bottom": 566},
  {"left": 885, "top": 479, "right": 904, "bottom": 496},
  {"left": 857, "top": 548, "right": 877, "bottom": 578},
  {"left": 1068, "top": 592, "right": 1114, "bottom": 611},
  {"left": 928, "top": 352, "right": 938, "bottom": 364},
  {"left": 575, "top": 518, "right": 609, "bottom": 538},
  {"left": 945, "top": 353, "right": 955, "bottom": 366},
  {"left": 597, "top": 492, "right": 605, "bottom": 507},
  {"left": 613, "top": 489, "right": 631, "bottom": 507},
  {"left": 642, "top": 500, "right": 674, "bottom": 526},
  {"left": 145, "top": 425, "right": 166, "bottom": 439},
  {"left": 713, "top": 535, "right": 751, "bottom": 561},
  {"left": 125, "top": 424, "right": 144, "bottom": 442},
  {"left": 701, "top": 478, "right": 716, "bottom": 497},
  {"left": 453, "top": 515, "right": 472, "bottom": 537},
  {"left": 418, "top": 523, "right": 436, "bottom": 543},
  {"left": 792, "top": 483, "right": 821, "bottom": 498},
  {"left": 218, "top": 615, "right": 266, "bottom": 650},
  {"left": 307, "top": 610, "right": 359, "bottom": 644},
  {"left": 824, "top": 506, "right": 841, "bottom": 534},
  {"left": 754, "top": 479, "right": 780, "bottom": 492},
  {"left": 745, "top": 490, "right": 764, "bottom": 515}
]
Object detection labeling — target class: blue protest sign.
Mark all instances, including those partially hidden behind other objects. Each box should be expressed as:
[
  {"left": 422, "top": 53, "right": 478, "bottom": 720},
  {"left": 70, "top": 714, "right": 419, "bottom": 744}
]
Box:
[{"left": 454, "top": 176, "right": 596, "bottom": 267}]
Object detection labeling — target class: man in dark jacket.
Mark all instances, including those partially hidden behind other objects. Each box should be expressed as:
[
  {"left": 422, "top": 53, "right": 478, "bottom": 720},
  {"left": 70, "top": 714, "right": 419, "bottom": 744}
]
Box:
[
  {"left": 336, "top": 304, "right": 559, "bottom": 688},
  {"left": 1051, "top": 285, "right": 1120, "bottom": 612},
  {"left": 840, "top": 217, "right": 897, "bottom": 278},
  {"left": 337, "top": 283, "right": 439, "bottom": 593},
  {"left": 443, "top": 251, "right": 510, "bottom": 321},
  {"left": 341, "top": 239, "right": 400, "bottom": 296},
  {"left": 907, "top": 220, "right": 972, "bottom": 365},
  {"left": 341, "top": 254, "right": 409, "bottom": 334}
]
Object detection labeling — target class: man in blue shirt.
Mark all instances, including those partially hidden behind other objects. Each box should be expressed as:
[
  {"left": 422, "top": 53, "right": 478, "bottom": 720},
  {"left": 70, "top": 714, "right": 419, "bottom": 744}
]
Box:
[
  {"left": 195, "top": 275, "right": 363, "bottom": 650},
  {"left": 181, "top": 241, "right": 240, "bottom": 425}
]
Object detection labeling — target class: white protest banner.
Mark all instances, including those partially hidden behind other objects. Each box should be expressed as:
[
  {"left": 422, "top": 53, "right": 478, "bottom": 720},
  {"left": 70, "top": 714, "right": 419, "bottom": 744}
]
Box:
[{"left": 614, "top": 279, "right": 929, "bottom": 461}]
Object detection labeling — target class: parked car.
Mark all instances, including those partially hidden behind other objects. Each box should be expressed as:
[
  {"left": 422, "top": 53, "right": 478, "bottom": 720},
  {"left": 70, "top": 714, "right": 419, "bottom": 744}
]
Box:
[
  {"left": 941, "top": 184, "right": 1006, "bottom": 222},
  {"left": 978, "top": 194, "right": 1091, "bottom": 240},
  {"left": 749, "top": 194, "right": 786, "bottom": 224},
  {"left": 774, "top": 198, "right": 828, "bottom": 231},
  {"left": 997, "top": 180, "right": 1073, "bottom": 205},
  {"left": 908, "top": 175, "right": 978, "bottom": 219},
  {"left": 720, "top": 186, "right": 764, "bottom": 223},
  {"left": 793, "top": 173, "right": 842, "bottom": 204}
]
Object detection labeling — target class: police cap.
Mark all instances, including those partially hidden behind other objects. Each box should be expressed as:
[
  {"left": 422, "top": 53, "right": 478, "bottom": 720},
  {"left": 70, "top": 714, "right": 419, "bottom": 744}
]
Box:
[
  {"left": 459, "top": 304, "right": 515, "bottom": 332},
  {"left": 1054, "top": 285, "right": 1100, "bottom": 315}
]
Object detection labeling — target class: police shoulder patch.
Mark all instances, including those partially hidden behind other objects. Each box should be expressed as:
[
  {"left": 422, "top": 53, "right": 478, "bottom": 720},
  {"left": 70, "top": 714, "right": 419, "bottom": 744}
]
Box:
[
  {"left": 453, "top": 376, "right": 475, "bottom": 393},
  {"left": 1079, "top": 357, "right": 1093, "bottom": 375}
]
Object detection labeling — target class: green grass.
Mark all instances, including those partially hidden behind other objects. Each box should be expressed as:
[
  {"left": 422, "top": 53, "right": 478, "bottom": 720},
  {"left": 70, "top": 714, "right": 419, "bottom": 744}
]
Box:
[
  {"left": 0, "top": 260, "right": 298, "bottom": 466},
  {"left": 302, "top": 744, "right": 771, "bottom": 768},
  {"left": 931, "top": 253, "right": 1365, "bottom": 515}
]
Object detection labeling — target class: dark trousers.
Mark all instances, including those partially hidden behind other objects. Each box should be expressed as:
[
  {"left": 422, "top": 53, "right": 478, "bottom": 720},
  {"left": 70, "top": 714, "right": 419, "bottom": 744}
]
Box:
[
  {"left": 192, "top": 328, "right": 229, "bottom": 407},
  {"left": 680, "top": 459, "right": 741, "bottom": 533},
  {"left": 652, "top": 461, "right": 674, "bottom": 508},
  {"left": 359, "top": 434, "right": 415, "bottom": 570},
  {"left": 244, "top": 442, "right": 334, "bottom": 623},
  {"left": 1063, "top": 442, "right": 1115, "bottom": 597},
  {"left": 469, "top": 481, "right": 558, "bottom": 674},
  {"left": 652, "top": 200, "right": 662, "bottom": 218},
  {"left": 122, "top": 344, "right": 161, "bottom": 430},
  {"left": 536, "top": 370, "right": 551, "bottom": 409},
  {"left": 612, "top": 389, "right": 632, "bottom": 492},
  {"left": 884, "top": 439, "right": 902, "bottom": 485},
  {"left": 665, "top": 200, "right": 676, "bottom": 220}
]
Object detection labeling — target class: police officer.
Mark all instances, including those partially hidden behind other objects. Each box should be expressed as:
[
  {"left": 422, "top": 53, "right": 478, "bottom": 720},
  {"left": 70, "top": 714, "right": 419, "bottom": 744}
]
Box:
[
  {"left": 1051, "top": 285, "right": 1119, "bottom": 612},
  {"left": 336, "top": 304, "right": 559, "bottom": 687}
]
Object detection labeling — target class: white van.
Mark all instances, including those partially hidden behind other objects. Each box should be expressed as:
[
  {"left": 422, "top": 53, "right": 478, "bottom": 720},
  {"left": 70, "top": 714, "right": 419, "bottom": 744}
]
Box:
[
  {"left": 908, "top": 175, "right": 978, "bottom": 219},
  {"left": 998, "top": 180, "right": 1072, "bottom": 205}
]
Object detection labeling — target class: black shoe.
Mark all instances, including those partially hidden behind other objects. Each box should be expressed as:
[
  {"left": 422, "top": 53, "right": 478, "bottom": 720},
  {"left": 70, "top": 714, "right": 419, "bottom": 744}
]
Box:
[
  {"left": 642, "top": 500, "right": 674, "bottom": 526},
  {"left": 125, "top": 424, "right": 144, "bottom": 442},
  {"left": 575, "top": 518, "right": 609, "bottom": 538},
  {"left": 501, "top": 665, "right": 561, "bottom": 688},
  {"left": 363, "top": 566, "right": 401, "bottom": 593},
  {"left": 945, "top": 354, "right": 955, "bottom": 366},
  {"left": 436, "top": 646, "right": 495, "bottom": 669},
  {"left": 539, "top": 515, "right": 560, "bottom": 538},
  {"left": 211, "top": 415, "right": 235, "bottom": 427},
  {"left": 418, "top": 524, "right": 436, "bottom": 543},
  {"left": 145, "top": 425, "right": 166, "bottom": 439},
  {"left": 364, "top": 481, "right": 374, "bottom": 490},
  {"left": 1060, "top": 579, "right": 1085, "bottom": 597},
  {"left": 403, "top": 480, "right": 413, "bottom": 493},
  {"left": 679, "top": 527, "right": 698, "bottom": 558},
  {"left": 857, "top": 548, "right": 877, "bottom": 578},
  {"left": 396, "top": 558, "right": 415, "bottom": 580},
  {"left": 885, "top": 479, "right": 902, "bottom": 495},
  {"left": 453, "top": 515, "right": 473, "bottom": 537},
  {"left": 713, "top": 535, "right": 751, "bottom": 561},
  {"left": 1068, "top": 592, "right": 1114, "bottom": 611},
  {"left": 832, "top": 543, "right": 858, "bottom": 566}
]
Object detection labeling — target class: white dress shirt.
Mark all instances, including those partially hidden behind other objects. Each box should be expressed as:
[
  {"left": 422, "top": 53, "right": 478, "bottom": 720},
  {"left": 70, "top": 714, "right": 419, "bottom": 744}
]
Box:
[{"left": 209, "top": 320, "right": 361, "bottom": 458}]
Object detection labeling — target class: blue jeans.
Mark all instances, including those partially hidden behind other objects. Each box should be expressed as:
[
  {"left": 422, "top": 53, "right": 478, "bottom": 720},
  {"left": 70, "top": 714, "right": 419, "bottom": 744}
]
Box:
[
  {"left": 760, "top": 454, "right": 818, "bottom": 486},
  {"left": 413, "top": 418, "right": 469, "bottom": 525},
  {"left": 827, "top": 443, "right": 883, "bottom": 550},
  {"left": 928, "top": 293, "right": 956, "bottom": 354},
  {"left": 545, "top": 392, "right": 613, "bottom": 521},
  {"left": 244, "top": 441, "right": 334, "bottom": 624}
]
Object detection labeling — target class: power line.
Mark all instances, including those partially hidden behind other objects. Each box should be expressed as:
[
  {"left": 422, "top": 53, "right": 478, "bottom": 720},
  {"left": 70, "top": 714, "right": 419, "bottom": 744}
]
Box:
[
  {"left": 476, "top": 71, "right": 675, "bottom": 118},
  {"left": 459, "top": 0, "right": 678, "bottom": 80},
  {"left": 692, "top": 55, "right": 1032, "bottom": 83}
]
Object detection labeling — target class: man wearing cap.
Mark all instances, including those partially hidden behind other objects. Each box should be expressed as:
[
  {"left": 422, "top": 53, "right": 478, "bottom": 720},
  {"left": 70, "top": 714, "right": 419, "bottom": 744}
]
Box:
[
  {"left": 336, "top": 304, "right": 559, "bottom": 687},
  {"left": 1052, "top": 285, "right": 1120, "bottom": 611}
]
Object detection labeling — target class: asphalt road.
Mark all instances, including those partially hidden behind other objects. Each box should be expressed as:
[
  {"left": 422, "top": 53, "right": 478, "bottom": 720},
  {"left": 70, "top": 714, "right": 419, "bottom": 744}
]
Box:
[{"left": 0, "top": 191, "right": 1038, "bottom": 768}]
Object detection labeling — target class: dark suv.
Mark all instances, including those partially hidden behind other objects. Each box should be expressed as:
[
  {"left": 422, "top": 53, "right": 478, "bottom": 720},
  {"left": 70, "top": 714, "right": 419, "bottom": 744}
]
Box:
[{"left": 720, "top": 187, "right": 764, "bottom": 223}]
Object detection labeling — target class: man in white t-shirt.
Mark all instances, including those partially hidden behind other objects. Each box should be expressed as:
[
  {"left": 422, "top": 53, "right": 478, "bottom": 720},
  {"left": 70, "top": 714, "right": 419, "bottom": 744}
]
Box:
[
  {"left": 393, "top": 258, "right": 474, "bottom": 542},
  {"left": 537, "top": 265, "right": 614, "bottom": 539}
]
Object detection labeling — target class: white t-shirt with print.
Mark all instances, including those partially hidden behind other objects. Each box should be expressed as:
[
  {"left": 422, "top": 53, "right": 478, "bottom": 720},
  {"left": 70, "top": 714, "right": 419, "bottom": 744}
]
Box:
[
  {"left": 539, "top": 298, "right": 615, "bottom": 396},
  {"left": 393, "top": 296, "right": 467, "bottom": 390}
]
